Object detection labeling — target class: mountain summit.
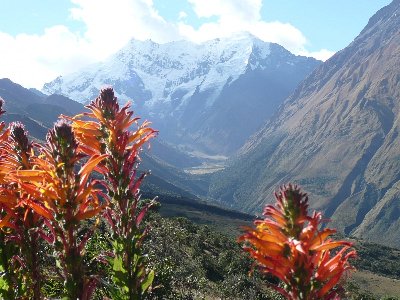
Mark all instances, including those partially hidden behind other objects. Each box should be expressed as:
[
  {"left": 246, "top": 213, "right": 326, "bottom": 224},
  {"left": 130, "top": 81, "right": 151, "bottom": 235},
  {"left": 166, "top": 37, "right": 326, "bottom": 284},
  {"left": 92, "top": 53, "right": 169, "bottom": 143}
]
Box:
[
  {"left": 43, "top": 33, "right": 320, "bottom": 155},
  {"left": 210, "top": 0, "right": 400, "bottom": 247}
]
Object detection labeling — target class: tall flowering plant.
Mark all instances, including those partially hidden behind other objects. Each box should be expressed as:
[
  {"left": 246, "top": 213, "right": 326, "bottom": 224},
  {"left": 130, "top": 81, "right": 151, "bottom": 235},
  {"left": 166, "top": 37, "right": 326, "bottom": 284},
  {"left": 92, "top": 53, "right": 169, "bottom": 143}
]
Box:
[
  {"left": 0, "top": 98, "right": 19, "bottom": 299},
  {"left": 8, "top": 121, "right": 108, "bottom": 299},
  {"left": 0, "top": 122, "right": 46, "bottom": 299},
  {"left": 239, "top": 184, "right": 356, "bottom": 300},
  {"left": 1, "top": 99, "right": 49, "bottom": 298},
  {"left": 0, "top": 89, "right": 157, "bottom": 298},
  {"left": 67, "top": 88, "right": 157, "bottom": 299}
]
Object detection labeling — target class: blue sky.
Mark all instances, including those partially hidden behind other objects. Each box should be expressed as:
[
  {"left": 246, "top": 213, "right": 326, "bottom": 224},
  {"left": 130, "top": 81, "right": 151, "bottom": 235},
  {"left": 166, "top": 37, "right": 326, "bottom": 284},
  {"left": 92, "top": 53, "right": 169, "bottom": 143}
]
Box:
[{"left": 0, "top": 0, "right": 392, "bottom": 88}]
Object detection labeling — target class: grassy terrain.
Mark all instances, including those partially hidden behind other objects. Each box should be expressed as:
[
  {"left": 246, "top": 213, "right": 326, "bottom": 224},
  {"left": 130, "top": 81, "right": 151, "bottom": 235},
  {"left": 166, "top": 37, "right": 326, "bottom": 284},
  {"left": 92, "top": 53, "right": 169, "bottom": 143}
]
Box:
[
  {"left": 349, "top": 270, "right": 400, "bottom": 298},
  {"left": 353, "top": 240, "right": 400, "bottom": 279},
  {"left": 159, "top": 203, "right": 252, "bottom": 236}
]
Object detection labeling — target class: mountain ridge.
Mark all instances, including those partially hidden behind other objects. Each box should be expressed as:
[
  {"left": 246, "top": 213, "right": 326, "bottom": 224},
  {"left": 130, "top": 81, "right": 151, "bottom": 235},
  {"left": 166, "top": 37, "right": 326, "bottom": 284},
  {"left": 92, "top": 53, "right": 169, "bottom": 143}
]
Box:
[
  {"left": 209, "top": 0, "right": 400, "bottom": 248},
  {"left": 43, "top": 33, "right": 320, "bottom": 155},
  {"left": 0, "top": 77, "right": 211, "bottom": 205}
]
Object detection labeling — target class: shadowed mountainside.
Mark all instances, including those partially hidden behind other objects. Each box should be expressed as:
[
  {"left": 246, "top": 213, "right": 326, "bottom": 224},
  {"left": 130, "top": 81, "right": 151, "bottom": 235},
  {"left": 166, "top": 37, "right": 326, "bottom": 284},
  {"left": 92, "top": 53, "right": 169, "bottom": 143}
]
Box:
[
  {"left": 43, "top": 34, "right": 320, "bottom": 156},
  {"left": 209, "top": 0, "right": 400, "bottom": 248}
]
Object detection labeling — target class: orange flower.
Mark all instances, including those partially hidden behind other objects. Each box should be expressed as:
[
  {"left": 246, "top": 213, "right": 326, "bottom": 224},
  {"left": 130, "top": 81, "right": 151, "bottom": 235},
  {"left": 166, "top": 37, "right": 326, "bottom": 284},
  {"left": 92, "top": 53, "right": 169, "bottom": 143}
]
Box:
[
  {"left": 0, "top": 121, "right": 50, "bottom": 298},
  {"left": 11, "top": 121, "right": 109, "bottom": 222},
  {"left": 0, "top": 122, "right": 52, "bottom": 226},
  {"left": 69, "top": 88, "right": 157, "bottom": 298},
  {"left": 66, "top": 88, "right": 157, "bottom": 158},
  {"left": 0, "top": 108, "right": 114, "bottom": 299},
  {"left": 239, "top": 184, "right": 356, "bottom": 300},
  {"left": 11, "top": 120, "right": 109, "bottom": 299}
]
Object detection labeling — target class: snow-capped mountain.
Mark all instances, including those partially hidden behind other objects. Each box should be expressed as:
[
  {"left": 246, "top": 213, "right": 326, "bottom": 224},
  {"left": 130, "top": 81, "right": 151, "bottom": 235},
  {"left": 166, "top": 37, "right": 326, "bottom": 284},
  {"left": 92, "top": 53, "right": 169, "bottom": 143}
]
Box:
[{"left": 43, "top": 32, "right": 320, "bottom": 155}]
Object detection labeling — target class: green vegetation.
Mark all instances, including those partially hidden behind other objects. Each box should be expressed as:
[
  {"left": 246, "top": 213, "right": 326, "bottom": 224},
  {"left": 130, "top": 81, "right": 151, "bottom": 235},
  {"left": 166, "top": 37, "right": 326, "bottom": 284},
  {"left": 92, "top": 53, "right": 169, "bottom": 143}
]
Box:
[
  {"left": 38, "top": 211, "right": 282, "bottom": 299},
  {"left": 144, "top": 213, "right": 282, "bottom": 299},
  {"left": 354, "top": 241, "right": 400, "bottom": 279},
  {"left": 1, "top": 87, "right": 400, "bottom": 299},
  {"left": 147, "top": 194, "right": 400, "bottom": 299},
  {"left": 143, "top": 211, "right": 400, "bottom": 300},
  {"left": 1, "top": 195, "right": 399, "bottom": 299}
]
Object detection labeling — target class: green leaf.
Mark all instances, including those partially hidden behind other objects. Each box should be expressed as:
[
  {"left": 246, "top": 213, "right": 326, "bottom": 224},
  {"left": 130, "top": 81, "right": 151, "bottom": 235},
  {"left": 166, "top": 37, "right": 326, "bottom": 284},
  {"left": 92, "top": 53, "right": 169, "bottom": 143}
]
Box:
[
  {"left": 112, "top": 239, "right": 124, "bottom": 253},
  {"left": 112, "top": 254, "right": 126, "bottom": 273},
  {"left": 141, "top": 269, "right": 154, "bottom": 293},
  {"left": 112, "top": 255, "right": 129, "bottom": 292},
  {"left": 0, "top": 276, "right": 9, "bottom": 297},
  {"left": 100, "top": 278, "right": 128, "bottom": 300}
]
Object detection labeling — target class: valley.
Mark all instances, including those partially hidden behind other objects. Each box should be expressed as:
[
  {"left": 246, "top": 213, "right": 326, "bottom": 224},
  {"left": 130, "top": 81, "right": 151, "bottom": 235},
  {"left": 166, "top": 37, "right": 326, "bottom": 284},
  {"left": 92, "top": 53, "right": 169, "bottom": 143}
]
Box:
[
  {"left": 1, "top": 1, "right": 400, "bottom": 297},
  {"left": 209, "top": 0, "right": 400, "bottom": 249},
  {"left": 43, "top": 33, "right": 320, "bottom": 156},
  {"left": 3, "top": 75, "right": 400, "bottom": 298}
]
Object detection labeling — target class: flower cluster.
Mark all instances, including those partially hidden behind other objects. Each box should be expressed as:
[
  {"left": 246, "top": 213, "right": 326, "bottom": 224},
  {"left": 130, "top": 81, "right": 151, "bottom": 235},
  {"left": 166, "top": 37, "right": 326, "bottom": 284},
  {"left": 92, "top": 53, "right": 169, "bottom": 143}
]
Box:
[
  {"left": 239, "top": 184, "right": 356, "bottom": 300},
  {"left": 0, "top": 88, "right": 156, "bottom": 299},
  {"left": 68, "top": 87, "right": 157, "bottom": 298}
]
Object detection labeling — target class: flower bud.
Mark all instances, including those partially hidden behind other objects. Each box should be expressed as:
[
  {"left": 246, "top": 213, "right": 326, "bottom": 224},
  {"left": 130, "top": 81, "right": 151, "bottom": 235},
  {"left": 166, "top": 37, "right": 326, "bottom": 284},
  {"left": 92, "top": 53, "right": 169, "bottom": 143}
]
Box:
[
  {"left": 9, "top": 122, "right": 29, "bottom": 152},
  {"left": 96, "top": 87, "right": 119, "bottom": 117},
  {"left": 47, "top": 120, "right": 78, "bottom": 162}
]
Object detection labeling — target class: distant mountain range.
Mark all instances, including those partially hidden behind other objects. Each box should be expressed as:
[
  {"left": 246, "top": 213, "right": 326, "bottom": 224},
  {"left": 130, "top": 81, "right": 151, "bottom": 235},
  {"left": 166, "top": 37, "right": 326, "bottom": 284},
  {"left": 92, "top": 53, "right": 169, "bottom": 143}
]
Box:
[
  {"left": 4, "top": 1, "right": 400, "bottom": 251},
  {"left": 43, "top": 33, "right": 320, "bottom": 155},
  {"left": 0, "top": 78, "right": 207, "bottom": 198},
  {"left": 209, "top": 0, "right": 400, "bottom": 248}
]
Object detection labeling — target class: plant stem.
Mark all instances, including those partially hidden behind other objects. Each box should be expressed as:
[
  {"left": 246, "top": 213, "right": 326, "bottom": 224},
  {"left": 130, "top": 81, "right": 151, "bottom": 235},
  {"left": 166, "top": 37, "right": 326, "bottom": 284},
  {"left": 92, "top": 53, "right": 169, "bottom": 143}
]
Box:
[
  {"left": 29, "top": 231, "right": 41, "bottom": 300},
  {"left": 0, "top": 231, "right": 17, "bottom": 299}
]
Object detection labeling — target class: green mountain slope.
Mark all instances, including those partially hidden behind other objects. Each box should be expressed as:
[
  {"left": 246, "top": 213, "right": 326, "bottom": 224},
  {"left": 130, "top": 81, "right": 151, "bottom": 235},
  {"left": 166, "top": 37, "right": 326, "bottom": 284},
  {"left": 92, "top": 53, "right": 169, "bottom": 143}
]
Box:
[{"left": 209, "top": 0, "right": 400, "bottom": 248}]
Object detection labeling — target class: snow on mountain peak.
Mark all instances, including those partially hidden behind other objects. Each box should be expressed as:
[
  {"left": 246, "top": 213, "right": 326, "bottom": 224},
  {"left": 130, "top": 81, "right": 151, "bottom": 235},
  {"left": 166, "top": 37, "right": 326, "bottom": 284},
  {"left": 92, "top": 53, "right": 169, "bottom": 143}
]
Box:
[
  {"left": 41, "top": 33, "right": 320, "bottom": 156},
  {"left": 43, "top": 32, "right": 273, "bottom": 107}
]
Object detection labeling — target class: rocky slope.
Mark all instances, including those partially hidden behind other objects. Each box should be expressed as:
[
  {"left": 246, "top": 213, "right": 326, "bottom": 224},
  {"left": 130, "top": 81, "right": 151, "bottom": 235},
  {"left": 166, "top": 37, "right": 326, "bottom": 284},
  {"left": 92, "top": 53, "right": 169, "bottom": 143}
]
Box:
[
  {"left": 210, "top": 0, "right": 400, "bottom": 248},
  {"left": 43, "top": 33, "right": 320, "bottom": 155}
]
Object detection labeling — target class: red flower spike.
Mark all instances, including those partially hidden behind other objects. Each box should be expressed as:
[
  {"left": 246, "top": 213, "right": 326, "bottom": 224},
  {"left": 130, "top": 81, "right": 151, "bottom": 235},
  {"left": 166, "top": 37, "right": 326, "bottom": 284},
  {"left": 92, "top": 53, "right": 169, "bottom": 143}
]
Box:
[
  {"left": 6, "top": 121, "right": 107, "bottom": 300},
  {"left": 239, "top": 184, "right": 356, "bottom": 300},
  {"left": 0, "top": 119, "right": 49, "bottom": 298},
  {"left": 69, "top": 87, "right": 157, "bottom": 298}
]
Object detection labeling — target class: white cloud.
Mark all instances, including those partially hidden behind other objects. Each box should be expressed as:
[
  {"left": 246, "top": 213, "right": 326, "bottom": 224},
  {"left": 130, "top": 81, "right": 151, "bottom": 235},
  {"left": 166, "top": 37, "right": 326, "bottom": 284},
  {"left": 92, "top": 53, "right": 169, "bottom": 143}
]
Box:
[
  {"left": 0, "top": 0, "right": 180, "bottom": 88},
  {"left": 178, "top": 11, "right": 188, "bottom": 20},
  {"left": 69, "top": 0, "right": 180, "bottom": 56},
  {"left": 180, "top": 0, "right": 337, "bottom": 61},
  {"left": 188, "top": 0, "right": 262, "bottom": 21},
  {"left": 0, "top": 0, "right": 334, "bottom": 89},
  {"left": 180, "top": 0, "right": 317, "bottom": 57},
  {"left": 0, "top": 27, "right": 95, "bottom": 88},
  {"left": 299, "top": 49, "right": 335, "bottom": 61}
]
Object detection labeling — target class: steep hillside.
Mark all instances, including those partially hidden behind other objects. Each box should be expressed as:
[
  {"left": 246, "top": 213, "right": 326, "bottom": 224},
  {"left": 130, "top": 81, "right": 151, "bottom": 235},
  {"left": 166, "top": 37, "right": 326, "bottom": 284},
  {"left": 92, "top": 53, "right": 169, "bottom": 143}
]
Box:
[
  {"left": 147, "top": 139, "right": 202, "bottom": 169},
  {"left": 0, "top": 78, "right": 86, "bottom": 140},
  {"left": 43, "top": 33, "right": 320, "bottom": 155},
  {"left": 0, "top": 78, "right": 209, "bottom": 200},
  {"left": 140, "top": 152, "right": 210, "bottom": 198},
  {"left": 210, "top": 0, "right": 400, "bottom": 248}
]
